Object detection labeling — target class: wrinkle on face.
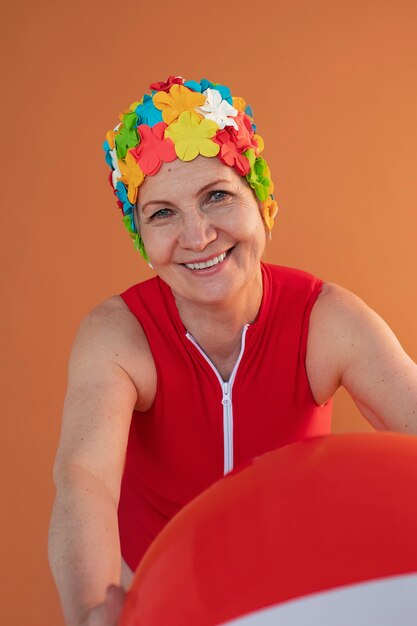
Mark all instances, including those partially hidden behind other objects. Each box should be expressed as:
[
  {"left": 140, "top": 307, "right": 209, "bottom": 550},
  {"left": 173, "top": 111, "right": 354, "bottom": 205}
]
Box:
[{"left": 132, "top": 156, "right": 267, "bottom": 309}]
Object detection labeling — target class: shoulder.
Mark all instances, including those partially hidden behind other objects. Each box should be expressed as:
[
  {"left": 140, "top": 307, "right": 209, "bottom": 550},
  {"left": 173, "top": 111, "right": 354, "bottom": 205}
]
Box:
[
  {"left": 311, "top": 281, "right": 410, "bottom": 370},
  {"left": 309, "top": 282, "right": 379, "bottom": 362},
  {"left": 306, "top": 281, "right": 396, "bottom": 405},
  {"left": 311, "top": 283, "right": 417, "bottom": 432},
  {"left": 74, "top": 295, "right": 148, "bottom": 353},
  {"left": 264, "top": 263, "right": 323, "bottom": 292},
  {"left": 70, "top": 295, "right": 156, "bottom": 410},
  {"left": 85, "top": 294, "right": 140, "bottom": 325},
  {"left": 305, "top": 282, "right": 371, "bottom": 405},
  {"left": 311, "top": 282, "right": 379, "bottom": 333}
]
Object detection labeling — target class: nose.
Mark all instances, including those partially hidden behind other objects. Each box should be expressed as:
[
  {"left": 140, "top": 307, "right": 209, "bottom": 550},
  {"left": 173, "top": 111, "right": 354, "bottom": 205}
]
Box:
[{"left": 178, "top": 211, "right": 217, "bottom": 251}]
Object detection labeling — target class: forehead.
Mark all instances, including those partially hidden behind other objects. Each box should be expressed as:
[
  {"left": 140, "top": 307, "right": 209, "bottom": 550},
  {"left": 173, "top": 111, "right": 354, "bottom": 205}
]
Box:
[{"left": 137, "top": 156, "right": 243, "bottom": 205}]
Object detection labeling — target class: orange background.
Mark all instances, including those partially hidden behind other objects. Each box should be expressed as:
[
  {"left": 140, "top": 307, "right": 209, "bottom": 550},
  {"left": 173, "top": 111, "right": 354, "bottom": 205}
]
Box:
[{"left": 1, "top": 1, "right": 417, "bottom": 624}]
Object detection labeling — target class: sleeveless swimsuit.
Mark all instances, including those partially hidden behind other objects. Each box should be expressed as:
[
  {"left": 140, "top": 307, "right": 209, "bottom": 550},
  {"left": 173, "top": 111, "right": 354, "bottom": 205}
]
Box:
[{"left": 118, "top": 263, "right": 333, "bottom": 570}]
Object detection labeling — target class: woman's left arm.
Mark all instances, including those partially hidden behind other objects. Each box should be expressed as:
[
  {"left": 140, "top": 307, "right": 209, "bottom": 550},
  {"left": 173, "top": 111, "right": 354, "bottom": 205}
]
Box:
[{"left": 308, "top": 283, "right": 417, "bottom": 434}]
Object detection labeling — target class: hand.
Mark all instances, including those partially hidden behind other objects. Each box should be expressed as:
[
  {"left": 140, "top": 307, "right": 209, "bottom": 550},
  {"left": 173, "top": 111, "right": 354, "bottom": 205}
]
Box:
[{"left": 79, "top": 585, "right": 127, "bottom": 626}]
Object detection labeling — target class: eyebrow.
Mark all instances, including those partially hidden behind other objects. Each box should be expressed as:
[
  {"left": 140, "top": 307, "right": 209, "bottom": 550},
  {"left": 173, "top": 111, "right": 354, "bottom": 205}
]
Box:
[{"left": 139, "top": 178, "right": 233, "bottom": 212}]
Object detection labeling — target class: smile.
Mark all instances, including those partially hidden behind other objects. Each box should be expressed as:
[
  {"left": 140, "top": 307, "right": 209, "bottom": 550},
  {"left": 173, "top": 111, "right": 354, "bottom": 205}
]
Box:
[{"left": 184, "top": 251, "right": 228, "bottom": 271}]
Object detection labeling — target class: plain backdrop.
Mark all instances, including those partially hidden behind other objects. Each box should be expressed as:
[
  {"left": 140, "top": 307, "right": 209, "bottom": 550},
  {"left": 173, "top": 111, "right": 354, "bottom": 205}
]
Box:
[{"left": 1, "top": 1, "right": 417, "bottom": 624}]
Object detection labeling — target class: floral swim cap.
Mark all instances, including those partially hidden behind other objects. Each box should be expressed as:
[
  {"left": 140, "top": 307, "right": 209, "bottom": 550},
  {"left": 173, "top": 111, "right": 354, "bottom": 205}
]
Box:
[{"left": 103, "top": 76, "right": 278, "bottom": 260}]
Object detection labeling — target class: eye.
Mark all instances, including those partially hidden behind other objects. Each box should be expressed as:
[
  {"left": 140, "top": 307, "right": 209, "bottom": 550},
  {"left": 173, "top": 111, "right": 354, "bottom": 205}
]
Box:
[
  {"left": 150, "top": 208, "right": 172, "bottom": 220},
  {"left": 208, "top": 190, "right": 229, "bottom": 202}
]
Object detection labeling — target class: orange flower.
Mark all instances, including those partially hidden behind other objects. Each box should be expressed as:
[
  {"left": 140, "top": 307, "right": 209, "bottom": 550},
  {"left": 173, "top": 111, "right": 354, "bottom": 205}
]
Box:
[
  {"left": 232, "top": 96, "right": 246, "bottom": 112},
  {"left": 153, "top": 85, "right": 206, "bottom": 125},
  {"left": 262, "top": 198, "right": 279, "bottom": 231},
  {"left": 106, "top": 129, "right": 116, "bottom": 150},
  {"left": 253, "top": 133, "right": 264, "bottom": 154},
  {"left": 118, "top": 152, "right": 145, "bottom": 204}
]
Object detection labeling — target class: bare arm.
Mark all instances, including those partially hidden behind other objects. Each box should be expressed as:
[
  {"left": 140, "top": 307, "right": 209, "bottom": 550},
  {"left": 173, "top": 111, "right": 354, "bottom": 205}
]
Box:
[
  {"left": 307, "top": 283, "right": 417, "bottom": 433},
  {"left": 48, "top": 297, "right": 142, "bottom": 626}
]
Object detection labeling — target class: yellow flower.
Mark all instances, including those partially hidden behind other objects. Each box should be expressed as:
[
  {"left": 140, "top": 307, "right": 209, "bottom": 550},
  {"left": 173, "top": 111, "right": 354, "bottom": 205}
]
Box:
[
  {"left": 153, "top": 85, "right": 206, "bottom": 125},
  {"left": 118, "top": 107, "right": 132, "bottom": 121},
  {"left": 232, "top": 96, "right": 246, "bottom": 112},
  {"left": 118, "top": 151, "right": 145, "bottom": 203},
  {"left": 165, "top": 111, "right": 220, "bottom": 161},
  {"left": 106, "top": 129, "right": 116, "bottom": 150},
  {"left": 253, "top": 133, "right": 264, "bottom": 154},
  {"left": 129, "top": 100, "right": 141, "bottom": 112},
  {"left": 262, "top": 198, "right": 278, "bottom": 231}
]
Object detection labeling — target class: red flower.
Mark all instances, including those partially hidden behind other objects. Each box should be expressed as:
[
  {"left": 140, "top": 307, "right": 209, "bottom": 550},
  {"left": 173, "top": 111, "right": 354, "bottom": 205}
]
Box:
[
  {"left": 130, "top": 122, "right": 177, "bottom": 175},
  {"left": 213, "top": 112, "right": 258, "bottom": 160},
  {"left": 149, "top": 76, "right": 185, "bottom": 92},
  {"left": 229, "top": 112, "right": 256, "bottom": 151},
  {"left": 213, "top": 129, "right": 251, "bottom": 176}
]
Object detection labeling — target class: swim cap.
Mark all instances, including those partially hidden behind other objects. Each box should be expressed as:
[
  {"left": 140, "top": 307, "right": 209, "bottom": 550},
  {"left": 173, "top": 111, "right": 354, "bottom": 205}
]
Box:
[{"left": 103, "top": 76, "right": 278, "bottom": 260}]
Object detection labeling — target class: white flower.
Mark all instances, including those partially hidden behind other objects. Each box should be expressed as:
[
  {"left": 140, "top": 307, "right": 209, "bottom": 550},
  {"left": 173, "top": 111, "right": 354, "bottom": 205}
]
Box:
[
  {"left": 110, "top": 148, "right": 122, "bottom": 188},
  {"left": 196, "top": 88, "right": 239, "bottom": 130}
]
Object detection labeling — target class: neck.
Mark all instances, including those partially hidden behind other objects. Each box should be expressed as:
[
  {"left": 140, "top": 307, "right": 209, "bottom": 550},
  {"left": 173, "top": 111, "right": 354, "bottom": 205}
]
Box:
[{"left": 173, "top": 265, "right": 263, "bottom": 357}]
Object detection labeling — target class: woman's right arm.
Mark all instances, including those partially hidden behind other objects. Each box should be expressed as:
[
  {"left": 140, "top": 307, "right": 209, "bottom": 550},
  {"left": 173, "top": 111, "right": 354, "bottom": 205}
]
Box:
[{"left": 48, "top": 298, "right": 140, "bottom": 626}]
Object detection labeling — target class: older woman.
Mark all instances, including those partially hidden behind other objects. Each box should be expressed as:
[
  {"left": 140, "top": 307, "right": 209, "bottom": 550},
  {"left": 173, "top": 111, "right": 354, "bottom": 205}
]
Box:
[{"left": 48, "top": 76, "right": 417, "bottom": 626}]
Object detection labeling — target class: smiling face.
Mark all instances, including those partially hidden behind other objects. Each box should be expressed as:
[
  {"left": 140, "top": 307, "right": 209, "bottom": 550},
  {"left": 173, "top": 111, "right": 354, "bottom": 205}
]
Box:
[{"left": 136, "top": 156, "right": 267, "bottom": 308}]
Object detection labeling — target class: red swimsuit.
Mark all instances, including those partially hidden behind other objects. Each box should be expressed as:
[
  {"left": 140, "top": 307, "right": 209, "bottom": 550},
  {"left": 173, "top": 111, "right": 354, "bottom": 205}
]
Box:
[{"left": 118, "top": 263, "right": 332, "bottom": 570}]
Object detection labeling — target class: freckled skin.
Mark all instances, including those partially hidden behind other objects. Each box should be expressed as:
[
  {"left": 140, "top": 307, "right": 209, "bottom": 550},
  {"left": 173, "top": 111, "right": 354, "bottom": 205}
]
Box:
[{"left": 136, "top": 156, "right": 267, "bottom": 314}]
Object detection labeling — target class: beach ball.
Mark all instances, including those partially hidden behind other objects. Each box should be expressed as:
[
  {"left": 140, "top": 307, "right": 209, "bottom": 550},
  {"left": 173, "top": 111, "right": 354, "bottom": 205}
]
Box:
[{"left": 120, "top": 433, "right": 417, "bottom": 625}]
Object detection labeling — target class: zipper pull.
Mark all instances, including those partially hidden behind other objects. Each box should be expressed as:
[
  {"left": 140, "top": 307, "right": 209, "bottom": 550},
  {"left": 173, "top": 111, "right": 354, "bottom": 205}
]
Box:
[{"left": 222, "top": 382, "right": 231, "bottom": 405}]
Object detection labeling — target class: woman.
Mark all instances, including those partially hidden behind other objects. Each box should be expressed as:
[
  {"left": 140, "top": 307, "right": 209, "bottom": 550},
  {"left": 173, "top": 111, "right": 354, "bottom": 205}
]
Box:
[{"left": 48, "top": 76, "right": 417, "bottom": 626}]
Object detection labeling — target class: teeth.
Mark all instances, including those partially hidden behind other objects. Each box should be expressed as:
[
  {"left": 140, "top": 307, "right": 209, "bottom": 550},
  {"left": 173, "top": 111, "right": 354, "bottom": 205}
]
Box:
[{"left": 185, "top": 251, "right": 227, "bottom": 270}]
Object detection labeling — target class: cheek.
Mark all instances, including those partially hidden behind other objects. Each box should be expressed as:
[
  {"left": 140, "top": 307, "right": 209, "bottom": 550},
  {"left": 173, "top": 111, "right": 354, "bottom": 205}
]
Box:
[
  {"left": 247, "top": 209, "right": 268, "bottom": 253},
  {"left": 140, "top": 227, "right": 176, "bottom": 266},
  {"left": 233, "top": 203, "right": 266, "bottom": 241}
]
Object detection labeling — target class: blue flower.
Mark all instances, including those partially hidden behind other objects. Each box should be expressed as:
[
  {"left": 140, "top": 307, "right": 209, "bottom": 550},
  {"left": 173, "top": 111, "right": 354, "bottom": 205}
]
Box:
[
  {"left": 116, "top": 182, "right": 135, "bottom": 222},
  {"left": 245, "top": 104, "right": 256, "bottom": 131},
  {"left": 135, "top": 94, "right": 163, "bottom": 126},
  {"left": 184, "top": 79, "right": 233, "bottom": 104},
  {"left": 103, "top": 140, "right": 113, "bottom": 168},
  {"left": 184, "top": 80, "right": 202, "bottom": 92}
]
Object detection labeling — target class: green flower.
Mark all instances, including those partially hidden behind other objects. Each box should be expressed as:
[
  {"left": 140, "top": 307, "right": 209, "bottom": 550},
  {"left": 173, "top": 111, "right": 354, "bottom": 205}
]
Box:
[
  {"left": 244, "top": 148, "right": 273, "bottom": 202},
  {"left": 115, "top": 123, "right": 139, "bottom": 160},
  {"left": 123, "top": 111, "right": 139, "bottom": 131},
  {"left": 122, "top": 215, "right": 149, "bottom": 261}
]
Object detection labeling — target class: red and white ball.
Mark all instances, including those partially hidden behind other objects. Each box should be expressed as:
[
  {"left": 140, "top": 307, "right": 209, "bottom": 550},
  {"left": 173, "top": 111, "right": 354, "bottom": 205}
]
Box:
[{"left": 120, "top": 432, "right": 417, "bottom": 625}]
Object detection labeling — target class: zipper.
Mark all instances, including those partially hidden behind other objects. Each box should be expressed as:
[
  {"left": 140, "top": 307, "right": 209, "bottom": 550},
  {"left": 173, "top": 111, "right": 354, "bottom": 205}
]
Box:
[{"left": 186, "top": 325, "right": 250, "bottom": 475}]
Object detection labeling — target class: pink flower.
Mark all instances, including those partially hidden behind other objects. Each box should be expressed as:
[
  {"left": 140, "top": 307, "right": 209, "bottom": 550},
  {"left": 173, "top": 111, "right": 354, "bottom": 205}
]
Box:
[{"left": 130, "top": 122, "right": 177, "bottom": 175}]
